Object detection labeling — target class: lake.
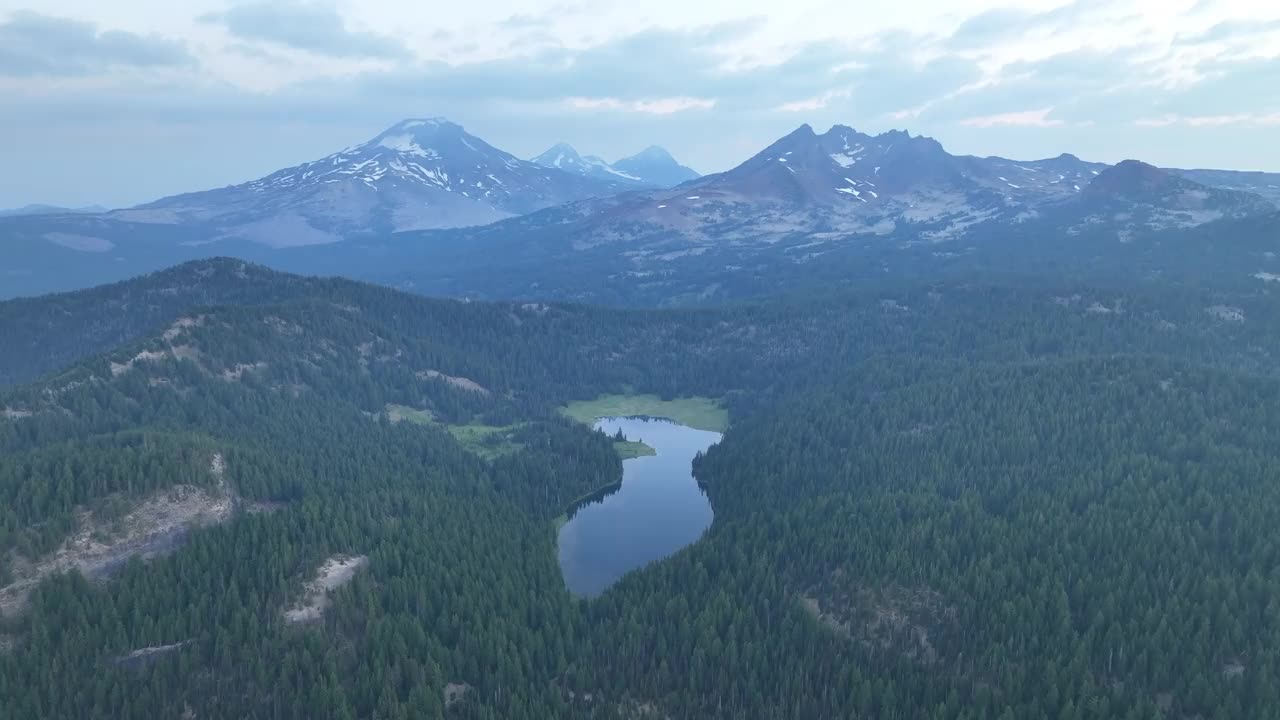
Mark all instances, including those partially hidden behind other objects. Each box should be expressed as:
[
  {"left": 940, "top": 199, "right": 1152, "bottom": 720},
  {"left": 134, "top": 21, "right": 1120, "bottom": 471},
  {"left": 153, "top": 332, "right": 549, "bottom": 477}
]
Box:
[{"left": 557, "top": 416, "right": 722, "bottom": 598}]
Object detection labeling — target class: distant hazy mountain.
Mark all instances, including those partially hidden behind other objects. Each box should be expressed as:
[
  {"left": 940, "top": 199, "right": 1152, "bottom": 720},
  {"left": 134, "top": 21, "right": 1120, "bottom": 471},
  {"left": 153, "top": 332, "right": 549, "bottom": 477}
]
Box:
[
  {"left": 0, "top": 204, "right": 107, "bottom": 217},
  {"left": 531, "top": 143, "right": 698, "bottom": 188},
  {"left": 106, "top": 118, "right": 630, "bottom": 246},
  {"left": 530, "top": 143, "right": 653, "bottom": 188},
  {"left": 1170, "top": 168, "right": 1280, "bottom": 206},
  {"left": 1077, "top": 160, "right": 1273, "bottom": 228},
  {"left": 612, "top": 146, "right": 700, "bottom": 187}
]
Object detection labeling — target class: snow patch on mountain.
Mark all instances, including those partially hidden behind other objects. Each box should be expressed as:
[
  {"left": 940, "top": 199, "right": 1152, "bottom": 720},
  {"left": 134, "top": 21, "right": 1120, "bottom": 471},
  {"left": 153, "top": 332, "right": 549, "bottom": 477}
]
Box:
[{"left": 377, "top": 134, "right": 435, "bottom": 155}]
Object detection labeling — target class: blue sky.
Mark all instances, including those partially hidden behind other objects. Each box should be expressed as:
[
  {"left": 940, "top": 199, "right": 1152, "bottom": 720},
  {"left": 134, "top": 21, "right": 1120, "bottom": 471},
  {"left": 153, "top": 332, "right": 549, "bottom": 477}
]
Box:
[{"left": 1, "top": 0, "right": 1278, "bottom": 207}]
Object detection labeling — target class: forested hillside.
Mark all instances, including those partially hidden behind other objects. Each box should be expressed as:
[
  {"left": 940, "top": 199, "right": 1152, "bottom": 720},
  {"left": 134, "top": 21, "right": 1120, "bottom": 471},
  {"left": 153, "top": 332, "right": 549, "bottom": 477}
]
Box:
[
  {"left": 581, "top": 358, "right": 1280, "bottom": 718},
  {"left": 1, "top": 260, "right": 1278, "bottom": 718},
  {"left": 6, "top": 257, "right": 1279, "bottom": 391},
  {"left": 0, "top": 260, "right": 317, "bottom": 388}
]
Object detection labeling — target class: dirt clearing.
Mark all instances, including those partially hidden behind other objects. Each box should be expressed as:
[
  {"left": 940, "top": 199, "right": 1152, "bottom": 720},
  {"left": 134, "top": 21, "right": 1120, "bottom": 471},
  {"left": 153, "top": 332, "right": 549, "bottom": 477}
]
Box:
[
  {"left": 1, "top": 478, "right": 234, "bottom": 617},
  {"left": 284, "top": 555, "right": 368, "bottom": 623},
  {"left": 417, "top": 370, "right": 490, "bottom": 395}
]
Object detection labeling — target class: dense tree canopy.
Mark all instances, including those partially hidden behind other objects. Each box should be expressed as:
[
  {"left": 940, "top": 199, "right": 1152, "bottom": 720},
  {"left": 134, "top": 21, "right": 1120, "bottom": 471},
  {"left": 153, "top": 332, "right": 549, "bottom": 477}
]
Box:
[{"left": 1, "top": 260, "right": 1278, "bottom": 718}]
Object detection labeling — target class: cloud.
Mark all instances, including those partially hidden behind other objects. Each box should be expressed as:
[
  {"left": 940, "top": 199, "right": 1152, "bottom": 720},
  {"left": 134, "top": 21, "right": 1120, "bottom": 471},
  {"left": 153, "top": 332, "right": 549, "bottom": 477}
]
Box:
[
  {"left": 497, "top": 14, "right": 554, "bottom": 29},
  {"left": 945, "top": 0, "right": 1112, "bottom": 49},
  {"left": 1151, "top": 56, "right": 1280, "bottom": 116},
  {"left": 0, "top": 16, "right": 976, "bottom": 130},
  {"left": 1174, "top": 18, "right": 1280, "bottom": 46},
  {"left": 200, "top": 1, "right": 409, "bottom": 60},
  {"left": 960, "top": 108, "right": 1065, "bottom": 128},
  {"left": 770, "top": 50, "right": 982, "bottom": 124},
  {"left": 225, "top": 42, "right": 293, "bottom": 63},
  {"left": 946, "top": 8, "right": 1036, "bottom": 49},
  {"left": 910, "top": 48, "right": 1161, "bottom": 126},
  {"left": 282, "top": 27, "right": 886, "bottom": 113},
  {"left": 0, "top": 11, "right": 194, "bottom": 76},
  {"left": 565, "top": 97, "right": 716, "bottom": 114},
  {"left": 1135, "top": 113, "right": 1280, "bottom": 128},
  {"left": 0, "top": 21, "right": 985, "bottom": 174},
  {"left": 776, "top": 89, "right": 851, "bottom": 112}
]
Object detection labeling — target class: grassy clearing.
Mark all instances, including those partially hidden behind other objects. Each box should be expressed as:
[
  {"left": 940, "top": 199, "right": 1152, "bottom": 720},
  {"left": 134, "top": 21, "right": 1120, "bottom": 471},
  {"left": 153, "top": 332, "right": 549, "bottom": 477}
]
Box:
[
  {"left": 445, "top": 424, "right": 524, "bottom": 460},
  {"left": 385, "top": 404, "right": 434, "bottom": 425},
  {"left": 384, "top": 405, "right": 521, "bottom": 460},
  {"left": 561, "top": 394, "right": 728, "bottom": 433},
  {"left": 614, "top": 440, "right": 657, "bottom": 460}
]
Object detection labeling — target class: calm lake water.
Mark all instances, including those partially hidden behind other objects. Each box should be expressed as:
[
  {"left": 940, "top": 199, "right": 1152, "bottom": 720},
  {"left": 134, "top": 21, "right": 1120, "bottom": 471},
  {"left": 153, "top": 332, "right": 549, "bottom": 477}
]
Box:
[{"left": 557, "top": 416, "right": 722, "bottom": 598}]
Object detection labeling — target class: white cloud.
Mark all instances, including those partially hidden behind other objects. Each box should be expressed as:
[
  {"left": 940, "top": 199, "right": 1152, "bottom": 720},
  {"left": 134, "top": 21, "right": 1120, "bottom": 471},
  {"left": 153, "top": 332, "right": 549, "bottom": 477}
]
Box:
[
  {"left": 775, "top": 89, "right": 850, "bottom": 112},
  {"left": 565, "top": 96, "right": 717, "bottom": 114},
  {"left": 959, "top": 107, "right": 1064, "bottom": 128},
  {"left": 1135, "top": 112, "right": 1280, "bottom": 127}
]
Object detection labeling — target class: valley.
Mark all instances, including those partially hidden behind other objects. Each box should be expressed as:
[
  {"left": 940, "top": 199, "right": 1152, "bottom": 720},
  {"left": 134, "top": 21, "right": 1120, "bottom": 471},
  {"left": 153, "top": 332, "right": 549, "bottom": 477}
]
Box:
[
  {"left": 557, "top": 416, "right": 720, "bottom": 598},
  {"left": 1, "top": 257, "right": 1277, "bottom": 717}
]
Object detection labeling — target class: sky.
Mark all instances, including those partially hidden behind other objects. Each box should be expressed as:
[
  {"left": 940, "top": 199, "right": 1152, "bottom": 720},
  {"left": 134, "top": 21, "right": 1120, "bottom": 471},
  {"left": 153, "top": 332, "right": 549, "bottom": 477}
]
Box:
[{"left": 2, "top": 0, "right": 1279, "bottom": 208}]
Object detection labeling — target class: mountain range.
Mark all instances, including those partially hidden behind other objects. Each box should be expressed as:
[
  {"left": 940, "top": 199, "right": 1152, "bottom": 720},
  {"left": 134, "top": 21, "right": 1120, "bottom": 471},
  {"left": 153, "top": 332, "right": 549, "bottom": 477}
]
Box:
[
  {"left": 2, "top": 118, "right": 1278, "bottom": 302},
  {"left": 495, "top": 124, "right": 1273, "bottom": 251},
  {"left": 530, "top": 143, "right": 700, "bottom": 188},
  {"left": 0, "top": 204, "right": 108, "bottom": 217}
]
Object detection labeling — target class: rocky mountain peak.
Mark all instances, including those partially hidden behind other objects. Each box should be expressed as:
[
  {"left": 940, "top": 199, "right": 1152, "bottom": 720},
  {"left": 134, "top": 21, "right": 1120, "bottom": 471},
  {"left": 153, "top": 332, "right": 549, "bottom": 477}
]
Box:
[
  {"left": 626, "top": 146, "right": 676, "bottom": 163},
  {"left": 532, "top": 143, "right": 585, "bottom": 169},
  {"left": 613, "top": 145, "right": 700, "bottom": 187},
  {"left": 1086, "top": 160, "right": 1184, "bottom": 200}
]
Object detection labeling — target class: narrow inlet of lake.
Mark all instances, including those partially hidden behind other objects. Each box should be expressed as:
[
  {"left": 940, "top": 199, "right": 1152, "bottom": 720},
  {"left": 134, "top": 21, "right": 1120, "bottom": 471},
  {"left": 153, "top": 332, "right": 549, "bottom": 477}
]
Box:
[{"left": 557, "top": 416, "right": 721, "bottom": 598}]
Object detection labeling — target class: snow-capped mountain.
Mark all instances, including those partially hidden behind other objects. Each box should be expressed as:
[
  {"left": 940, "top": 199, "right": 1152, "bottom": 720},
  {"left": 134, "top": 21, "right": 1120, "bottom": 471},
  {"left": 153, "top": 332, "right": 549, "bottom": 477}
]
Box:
[
  {"left": 530, "top": 143, "right": 652, "bottom": 188},
  {"left": 613, "top": 146, "right": 700, "bottom": 187},
  {"left": 504, "top": 124, "right": 1044, "bottom": 249},
  {"left": 532, "top": 143, "right": 699, "bottom": 189},
  {"left": 430, "top": 123, "right": 1277, "bottom": 257},
  {"left": 702, "top": 124, "right": 1109, "bottom": 213},
  {"left": 108, "top": 118, "right": 625, "bottom": 246}
]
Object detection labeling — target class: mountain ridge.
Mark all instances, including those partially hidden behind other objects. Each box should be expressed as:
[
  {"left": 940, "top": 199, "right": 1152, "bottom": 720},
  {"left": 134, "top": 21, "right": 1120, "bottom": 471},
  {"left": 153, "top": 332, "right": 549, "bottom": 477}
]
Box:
[
  {"left": 530, "top": 142, "right": 651, "bottom": 188},
  {"left": 2, "top": 119, "right": 1278, "bottom": 301},
  {"left": 0, "top": 204, "right": 108, "bottom": 217},
  {"left": 530, "top": 142, "right": 699, "bottom": 188}
]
